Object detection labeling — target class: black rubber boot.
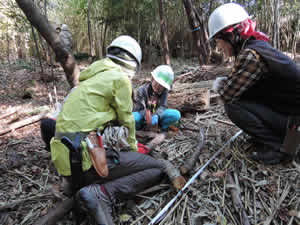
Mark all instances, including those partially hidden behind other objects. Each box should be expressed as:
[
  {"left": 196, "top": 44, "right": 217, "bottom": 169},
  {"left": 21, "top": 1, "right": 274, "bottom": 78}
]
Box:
[
  {"left": 76, "top": 184, "right": 114, "bottom": 225},
  {"left": 251, "top": 146, "right": 292, "bottom": 165}
]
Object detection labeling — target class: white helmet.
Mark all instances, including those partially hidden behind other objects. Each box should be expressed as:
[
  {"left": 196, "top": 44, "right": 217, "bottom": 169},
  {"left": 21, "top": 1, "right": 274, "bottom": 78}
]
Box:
[
  {"left": 107, "top": 35, "right": 142, "bottom": 66},
  {"left": 61, "top": 24, "right": 69, "bottom": 31},
  {"left": 208, "top": 3, "right": 249, "bottom": 40},
  {"left": 151, "top": 65, "right": 174, "bottom": 90}
]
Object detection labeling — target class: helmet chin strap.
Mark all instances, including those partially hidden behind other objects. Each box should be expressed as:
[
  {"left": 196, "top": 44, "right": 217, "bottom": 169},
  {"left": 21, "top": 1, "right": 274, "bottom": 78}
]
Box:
[
  {"left": 107, "top": 55, "right": 138, "bottom": 79},
  {"left": 120, "top": 66, "right": 136, "bottom": 80}
]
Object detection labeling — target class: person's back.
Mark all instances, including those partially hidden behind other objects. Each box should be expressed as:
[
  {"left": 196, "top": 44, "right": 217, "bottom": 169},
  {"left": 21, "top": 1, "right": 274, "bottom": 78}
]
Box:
[
  {"left": 55, "top": 58, "right": 133, "bottom": 133},
  {"left": 50, "top": 35, "right": 142, "bottom": 176},
  {"left": 242, "top": 40, "right": 300, "bottom": 115},
  {"left": 59, "top": 24, "right": 73, "bottom": 52}
]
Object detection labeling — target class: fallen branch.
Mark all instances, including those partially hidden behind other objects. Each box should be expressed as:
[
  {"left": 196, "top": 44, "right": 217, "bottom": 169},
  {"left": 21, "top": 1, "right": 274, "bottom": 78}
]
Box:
[
  {"left": 136, "top": 131, "right": 167, "bottom": 151},
  {"left": 172, "top": 80, "right": 214, "bottom": 91},
  {"left": 226, "top": 173, "right": 251, "bottom": 225},
  {"left": 263, "top": 183, "right": 291, "bottom": 225},
  {"left": 168, "top": 89, "right": 210, "bottom": 113},
  {"left": 0, "top": 212, "right": 9, "bottom": 225},
  {"left": 138, "top": 184, "right": 170, "bottom": 195},
  {"left": 159, "top": 192, "right": 187, "bottom": 224},
  {"left": 174, "top": 71, "right": 192, "bottom": 82},
  {"left": 180, "top": 195, "right": 188, "bottom": 223},
  {"left": 0, "top": 193, "right": 52, "bottom": 211},
  {"left": 146, "top": 133, "right": 166, "bottom": 150},
  {"left": 34, "top": 183, "right": 169, "bottom": 225},
  {"left": 149, "top": 130, "right": 243, "bottom": 225},
  {"left": 0, "top": 112, "right": 49, "bottom": 136},
  {"left": 33, "top": 197, "right": 74, "bottom": 225},
  {"left": 180, "top": 129, "right": 205, "bottom": 175},
  {"left": 136, "top": 131, "right": 160, "bottom": 139},
  {"left": 215, "top": 119, "right": 235, "bottom": 126},
  {"left": 0, "top": 107, "right": 19, "bottom": 120},
  {"left": 7, "top": 170, "right": 44, "bottom": 190},
  {"left": 195, "top": 113, "right": 219, "bottom": 121}
]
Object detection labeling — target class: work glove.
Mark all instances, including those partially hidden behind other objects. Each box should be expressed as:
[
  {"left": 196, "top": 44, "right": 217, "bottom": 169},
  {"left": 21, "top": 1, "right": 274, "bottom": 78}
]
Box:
[
  {"left": 212, "top": 76, "right": 227, "bottom": 93},
  {"left": 151, "top": 115, "right": 159, "bottom": 126},
  {"left": 138, "top": 142, "right": 151, "bottom": 154}
]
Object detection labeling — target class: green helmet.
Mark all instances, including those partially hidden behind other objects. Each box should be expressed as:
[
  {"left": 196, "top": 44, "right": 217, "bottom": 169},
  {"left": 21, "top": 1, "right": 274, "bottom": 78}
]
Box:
[{"left": 151, "top": 65, "right": 174, "bottom": 90}]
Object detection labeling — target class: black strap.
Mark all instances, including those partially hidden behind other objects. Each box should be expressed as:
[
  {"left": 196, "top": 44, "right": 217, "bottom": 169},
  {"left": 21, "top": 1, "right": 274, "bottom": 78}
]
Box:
[
  {"left": 61, "top": 133, "right": 85, "bottom": 225},
  {"left": 61, "top": 133, "right": 84, "bottom": 194}
]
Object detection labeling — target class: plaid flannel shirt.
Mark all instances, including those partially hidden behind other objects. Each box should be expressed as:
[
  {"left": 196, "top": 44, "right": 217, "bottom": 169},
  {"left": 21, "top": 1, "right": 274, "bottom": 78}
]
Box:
[
  {"left": 219, "top": 48, "right": 268, "bottom": 103},
  {"left": 133, "top": 82, "right": 168, "bottom": 119}
]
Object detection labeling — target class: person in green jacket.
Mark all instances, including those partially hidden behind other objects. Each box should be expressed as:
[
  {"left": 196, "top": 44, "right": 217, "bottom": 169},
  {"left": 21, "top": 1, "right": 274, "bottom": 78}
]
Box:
[
  {"left": 49, "top": 35, "right": 173, "bottom": 224},
  {"left": 51, "top": 35, "right": 141, "bottom": 176}
]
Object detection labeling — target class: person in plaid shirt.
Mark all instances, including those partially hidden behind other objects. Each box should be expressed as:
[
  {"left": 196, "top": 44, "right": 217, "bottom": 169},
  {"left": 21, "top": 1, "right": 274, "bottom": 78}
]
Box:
[
  {"left": 133, "top": 65, "right": 181, "bottom": 131},
  {"left": 208, "top": 3, "right": 300, "bottom": 164}
]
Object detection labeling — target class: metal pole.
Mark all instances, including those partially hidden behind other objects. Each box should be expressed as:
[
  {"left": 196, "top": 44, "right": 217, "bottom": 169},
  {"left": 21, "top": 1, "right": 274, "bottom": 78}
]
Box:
[{"left": 149, "top": 130, "right": 243, "bottom": 225}]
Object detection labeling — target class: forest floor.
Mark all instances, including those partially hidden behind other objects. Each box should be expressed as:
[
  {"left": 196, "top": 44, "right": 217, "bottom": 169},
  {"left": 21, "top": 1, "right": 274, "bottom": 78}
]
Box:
[{"left": 0, "top": 55, "right": 300, "bottom": 225}]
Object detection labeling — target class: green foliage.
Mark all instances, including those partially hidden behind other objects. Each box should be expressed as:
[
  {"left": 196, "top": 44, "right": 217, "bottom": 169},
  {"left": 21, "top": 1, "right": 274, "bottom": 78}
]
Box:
[
  {"left": 7, "top": 0, "right": 300, "bottom": 65},
  {"left": 0, "top": 0, "right": 30, "bottom": 33}
]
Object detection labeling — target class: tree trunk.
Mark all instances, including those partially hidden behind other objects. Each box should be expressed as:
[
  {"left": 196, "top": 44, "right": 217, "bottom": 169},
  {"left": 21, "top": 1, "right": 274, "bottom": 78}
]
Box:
[
  {"left": 97, "top": 24, "right": 103, "bottom": 59},
  {"left": 37, "top": 32, "right": 47, "bottom": 61},
  {"left": 15, "top": 35, "right": 24, "bottom": 59},
  {"left": 193, "top": 6, "right": 210, "bottom": 64},
  {"left": 158, "top": 0, "right": 170, "bottom": 65},
  {"left": 31, "top": 25, "right": 44, "bottom": 74},
  {"left": 272, "top": 0, "right": 280, "bottom": 49},
  {"left": 44, "top": 0, "right": 54, "bottom": 79},
  {"left": 182, "top": 0, "right": 205, "bottom": 65},
  {"left": 102, "top": 23, "right": 108, "bottom": 57},
  {"left": 6, "top": 32, "right": 11, "bottom": 71},
  {"left": 15, "top": 0, "right": 80, "bottom": 88},
  {"left": 291, "top": 14, "right": 299, "bottom": 59},
  {"left": 87, "top": 0, "right": 93, "bottom": 56}
]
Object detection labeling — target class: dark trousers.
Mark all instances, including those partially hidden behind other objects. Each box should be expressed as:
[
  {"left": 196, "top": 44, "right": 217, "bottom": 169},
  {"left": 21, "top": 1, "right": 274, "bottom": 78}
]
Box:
[
  {"left": 224, "top": 100, "right": 288, "bottom": 150},
  {"left": 83, "top": 151, "right": 164, "bottom": 204},
  {"left": 42, "top": 118, "right": 164, "bottom": 203},
  {"left": 40, "top": 118, "right": 56, "bottom": 151}
]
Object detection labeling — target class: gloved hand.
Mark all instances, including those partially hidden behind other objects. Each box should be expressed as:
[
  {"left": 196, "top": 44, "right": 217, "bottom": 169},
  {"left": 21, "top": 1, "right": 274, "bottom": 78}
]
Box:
[
  {"left": 138, "top": 142, "right": 151, "bottom": 154},
  {"left": 212, "top": 76, "right": 227, "bottom": 93},
  {"left": 151, "top": 115, "right": 159, "bottom": 126}
]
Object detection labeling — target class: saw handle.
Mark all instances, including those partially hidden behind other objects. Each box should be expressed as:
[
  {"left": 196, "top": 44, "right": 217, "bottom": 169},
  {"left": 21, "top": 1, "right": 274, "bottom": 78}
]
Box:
[{"left": 146, "top": 109, "right": 152, "bottom": 128}]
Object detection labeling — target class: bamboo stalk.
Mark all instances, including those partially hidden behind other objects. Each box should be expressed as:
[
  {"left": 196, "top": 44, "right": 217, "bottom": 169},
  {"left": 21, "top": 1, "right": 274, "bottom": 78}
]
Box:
[
  {"left": 227, "top": 173, "right": 251, "bottom": 225},
  {"left": 0, "top": 112, "right": 49, "bottom": 136}
]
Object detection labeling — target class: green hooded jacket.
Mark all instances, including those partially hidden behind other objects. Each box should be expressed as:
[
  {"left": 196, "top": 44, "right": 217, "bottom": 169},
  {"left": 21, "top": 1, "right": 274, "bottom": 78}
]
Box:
[{"left": 50, "top": 58, "right": 137, "bottom": 176}]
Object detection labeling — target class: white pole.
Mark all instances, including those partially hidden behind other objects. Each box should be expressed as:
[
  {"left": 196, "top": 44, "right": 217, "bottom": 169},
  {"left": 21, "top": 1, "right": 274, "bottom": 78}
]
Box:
[{"left": 149, "top": 130, "right": 243, "bottom": 225}]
